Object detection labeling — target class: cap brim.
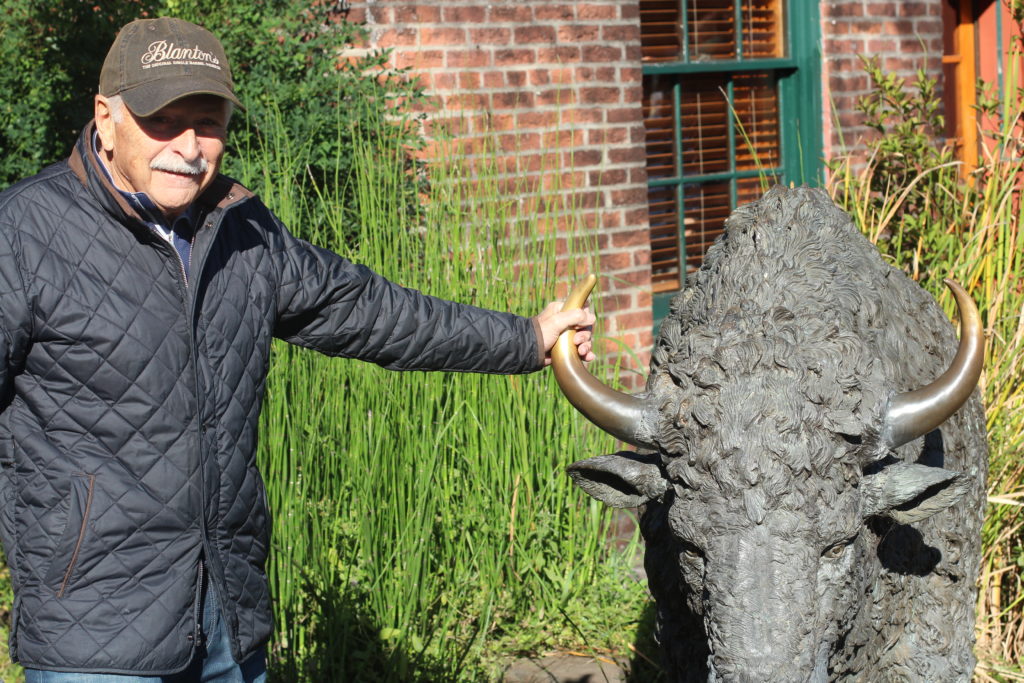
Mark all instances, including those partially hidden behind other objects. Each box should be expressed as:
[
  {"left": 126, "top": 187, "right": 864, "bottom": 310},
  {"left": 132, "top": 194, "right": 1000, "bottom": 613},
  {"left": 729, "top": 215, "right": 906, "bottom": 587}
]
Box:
[{"left": 120, "top": 76, "right": 243, "bottom": 117}]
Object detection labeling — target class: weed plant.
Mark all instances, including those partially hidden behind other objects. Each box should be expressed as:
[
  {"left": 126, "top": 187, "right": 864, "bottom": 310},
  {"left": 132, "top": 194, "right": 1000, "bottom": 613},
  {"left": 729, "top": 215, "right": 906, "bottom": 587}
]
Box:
[
  {"left": 235, "top": 109, "right": 652, "bottom": 681},
  {"left": 829, "top": 37, "right": 1024, "bottom": 679}
]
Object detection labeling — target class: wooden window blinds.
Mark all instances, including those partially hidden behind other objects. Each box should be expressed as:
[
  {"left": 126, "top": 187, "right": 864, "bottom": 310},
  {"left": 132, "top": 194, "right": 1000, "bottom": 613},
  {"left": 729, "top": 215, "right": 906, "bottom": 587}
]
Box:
[{"left": 639, "top": 0, "right": 787, "bottom": 296}]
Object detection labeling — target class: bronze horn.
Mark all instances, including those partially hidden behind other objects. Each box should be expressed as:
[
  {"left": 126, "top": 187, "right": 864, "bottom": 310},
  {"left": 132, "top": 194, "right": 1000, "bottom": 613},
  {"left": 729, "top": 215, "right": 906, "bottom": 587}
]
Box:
[
  {"left": 881, "top": 279, "right": 985, "bottom": 448},
  {"left": 551, "top": 275, "right": 658, "bottom": 449}
]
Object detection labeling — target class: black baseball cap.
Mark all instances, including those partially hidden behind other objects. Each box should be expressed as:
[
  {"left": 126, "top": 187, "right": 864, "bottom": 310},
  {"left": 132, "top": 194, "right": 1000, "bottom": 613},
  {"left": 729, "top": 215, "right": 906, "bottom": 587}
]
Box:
[{"left": 99, "top": 17, "right": 242, "bottom": 117}]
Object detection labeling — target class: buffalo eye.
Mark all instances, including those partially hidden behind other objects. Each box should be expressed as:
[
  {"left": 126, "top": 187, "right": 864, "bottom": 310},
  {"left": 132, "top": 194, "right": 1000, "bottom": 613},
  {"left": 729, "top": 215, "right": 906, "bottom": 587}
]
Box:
[
  {"left": 822, "top": 541, "right": 850, "bottom": 560},
  {"left": 680, "top": 539, "right": 704, "bottom": 560}
]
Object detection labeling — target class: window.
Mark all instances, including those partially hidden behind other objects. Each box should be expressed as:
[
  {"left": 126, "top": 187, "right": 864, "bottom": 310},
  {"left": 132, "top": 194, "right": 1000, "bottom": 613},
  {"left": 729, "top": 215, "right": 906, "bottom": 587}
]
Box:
[{"left": 639, "top": 0, "right": 823, "bottom": 323}]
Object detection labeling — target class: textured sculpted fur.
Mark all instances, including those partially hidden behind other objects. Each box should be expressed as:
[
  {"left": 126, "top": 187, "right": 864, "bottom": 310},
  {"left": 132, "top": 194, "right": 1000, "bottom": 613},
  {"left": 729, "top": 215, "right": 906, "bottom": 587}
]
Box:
[{"left": 570, "top": 186, "right": 987, "bottom": 681}]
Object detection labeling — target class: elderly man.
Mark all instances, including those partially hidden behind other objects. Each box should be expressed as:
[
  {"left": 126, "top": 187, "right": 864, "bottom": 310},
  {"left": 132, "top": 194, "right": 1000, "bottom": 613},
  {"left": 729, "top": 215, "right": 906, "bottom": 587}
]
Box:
[{"left": 0, "top": 17, "right": 595, "bottom": 682}]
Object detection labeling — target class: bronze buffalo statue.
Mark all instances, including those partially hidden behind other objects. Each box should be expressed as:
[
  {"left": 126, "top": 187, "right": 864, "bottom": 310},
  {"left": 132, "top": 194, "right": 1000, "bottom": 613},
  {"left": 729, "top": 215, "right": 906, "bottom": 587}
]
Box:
[{"left": 553, "top": 186, "right": 986, "bottom": 681}]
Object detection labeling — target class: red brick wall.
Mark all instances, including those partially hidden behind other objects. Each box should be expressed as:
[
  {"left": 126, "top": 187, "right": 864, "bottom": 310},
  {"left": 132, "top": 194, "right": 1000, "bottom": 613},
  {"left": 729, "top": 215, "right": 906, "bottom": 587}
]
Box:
[
  {"left": 345, "top": 0, "right": 653, "bottom": 383},
  {"left": 820, "top": 0, "right": 946, "bottom": 160}
]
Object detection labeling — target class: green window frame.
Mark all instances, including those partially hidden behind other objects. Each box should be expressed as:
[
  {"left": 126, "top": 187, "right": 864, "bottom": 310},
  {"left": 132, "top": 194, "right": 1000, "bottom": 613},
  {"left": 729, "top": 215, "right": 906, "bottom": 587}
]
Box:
[{"left": 640, "top": 1, "right": 825, "bottom": 326}]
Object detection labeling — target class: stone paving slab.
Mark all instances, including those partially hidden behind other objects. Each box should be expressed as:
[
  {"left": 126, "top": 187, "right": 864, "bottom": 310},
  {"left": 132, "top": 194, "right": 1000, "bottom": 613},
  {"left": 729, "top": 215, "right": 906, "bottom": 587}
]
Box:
[{"left": 503, "top": 653, "right": 627, "bottom": 683}]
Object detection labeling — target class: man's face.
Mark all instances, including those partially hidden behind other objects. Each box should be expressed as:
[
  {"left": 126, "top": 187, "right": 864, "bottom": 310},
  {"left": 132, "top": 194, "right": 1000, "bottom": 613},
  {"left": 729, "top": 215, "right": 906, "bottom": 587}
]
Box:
[{"left": 95, "top": 94, "right": 229, "bottom": 220}]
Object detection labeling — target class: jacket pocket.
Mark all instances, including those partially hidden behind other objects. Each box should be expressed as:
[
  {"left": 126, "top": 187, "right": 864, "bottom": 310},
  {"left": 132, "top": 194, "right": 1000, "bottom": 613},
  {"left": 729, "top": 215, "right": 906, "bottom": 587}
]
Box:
[{"left": 43, "top": 473, "right": 95, "bottom": 597}]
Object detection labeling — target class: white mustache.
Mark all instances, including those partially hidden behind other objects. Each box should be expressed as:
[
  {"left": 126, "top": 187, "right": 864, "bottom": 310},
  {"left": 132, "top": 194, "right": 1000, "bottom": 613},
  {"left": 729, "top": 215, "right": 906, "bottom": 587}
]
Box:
[{"left": 150, "top": 154, "right": 209, "bottom": 176}]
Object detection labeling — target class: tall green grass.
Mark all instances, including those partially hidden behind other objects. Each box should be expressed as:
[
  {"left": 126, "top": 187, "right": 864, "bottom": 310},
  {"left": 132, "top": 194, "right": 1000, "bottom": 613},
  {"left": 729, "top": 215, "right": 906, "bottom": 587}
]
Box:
[{"left": 236, "top": 112, "right": 651, "bottom": 681}]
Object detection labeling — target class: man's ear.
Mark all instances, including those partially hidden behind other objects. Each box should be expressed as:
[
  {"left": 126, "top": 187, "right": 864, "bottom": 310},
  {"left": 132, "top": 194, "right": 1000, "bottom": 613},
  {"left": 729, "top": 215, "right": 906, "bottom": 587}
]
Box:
[
  {"left": 94, "top": 95, "right": 115, "bottom": 153},
  {"left": 861, "top": 462, "right": 971, "bottom": 524},
  {"left": 567, "top": 451, "right": 670, "bottom": 508}
]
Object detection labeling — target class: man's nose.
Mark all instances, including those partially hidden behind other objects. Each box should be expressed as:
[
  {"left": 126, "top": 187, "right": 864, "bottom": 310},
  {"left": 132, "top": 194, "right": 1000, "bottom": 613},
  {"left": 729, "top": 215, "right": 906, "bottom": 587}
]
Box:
[{"left": 171, "top": 127, "right": 201, "bottom": 161}]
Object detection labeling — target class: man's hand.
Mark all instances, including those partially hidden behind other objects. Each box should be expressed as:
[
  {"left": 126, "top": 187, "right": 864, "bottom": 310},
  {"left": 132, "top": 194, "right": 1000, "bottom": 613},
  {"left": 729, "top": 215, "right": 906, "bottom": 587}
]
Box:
[{"left": 535, "top": 301, "right": 597, "bottom": 366}]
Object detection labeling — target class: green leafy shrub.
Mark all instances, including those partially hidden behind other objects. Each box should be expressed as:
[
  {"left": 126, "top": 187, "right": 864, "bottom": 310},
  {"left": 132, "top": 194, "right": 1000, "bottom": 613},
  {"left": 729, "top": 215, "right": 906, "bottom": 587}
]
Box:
[
  {"left": 0, "top": 0, "right": 162, "bottom": 187},
  {"left": 832, "top": 56, "right": 963, "bottom": 276}
]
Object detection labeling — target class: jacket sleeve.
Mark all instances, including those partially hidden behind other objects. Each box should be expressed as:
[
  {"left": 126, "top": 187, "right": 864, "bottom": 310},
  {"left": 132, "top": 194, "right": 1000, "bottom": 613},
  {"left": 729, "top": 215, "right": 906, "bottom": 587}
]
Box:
[
  {"left": 271, "top": 228, "right": 545, "bottom": 374},
  {"left": 0, "top": 219, "right": 32, "bottom": 410}
]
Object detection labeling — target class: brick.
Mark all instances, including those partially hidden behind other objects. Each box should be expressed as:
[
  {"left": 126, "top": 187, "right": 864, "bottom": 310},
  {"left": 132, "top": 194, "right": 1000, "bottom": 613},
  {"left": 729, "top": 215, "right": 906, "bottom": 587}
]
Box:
[
  {"left": 447, "top": 49, "right": 491, "bottom": 68},
  {"left": 420, "top": 27, "right": 466, "bottom": 46},
  {"left": 515, "top": 25, "right": 557, "bottom": 44},
  {"left": 581, "top": 44, "right": 624, "bottom": 63},
  {"left": 469, "top": 27, "right": 511, "bottom": 45},
  {"left": 899, "top": 2, "right": 931, "bottom": 16},
  {"left": 543, "top": 170, "right": 586, "bottom": 190},
  {"left": 506, "top": 70, "right": 528, "bottom": 87},
  {"left": 459, "top": 71, "right": 481, "bottom": 89},
  {"left": 568, "top": 149, "right": 602, "bottom": 167},
  {"left": 562, "top": 108, "right": 603, "bottom": 125},
  {"left": 591, "top": 168, "right": 628, "bottom": 185},
  {"left": 393, "top": 4, "right": 442, "bottom": 23},
  {"left": 495, "top": 48, "right": 536, "bottom": 66},
  {"left": 492, "top": 90, "right": 536, "bottom": 108},
  {"left": 866, "top": 2, "right": 898, "bottom": 16},
  {"left": 450, "top": 92, "right": 489, "bottom": 109},
  {"left": 601, "top": 251, "right": 632, "bottom": 271},
  {"left": 482, "top": 112, "right": 515, "bottom": 132},
  {"left": 579, "top": 4, "right": 618, "bottom": 20},
  {"left": 345, "top": 7, "right": 368, "bottom": 24},
  {"left": 534, "top": 4, "right": 576, "bottom": 21},
  {"left": 619, "top": 2, "right": 640, "bottom": 20},
  {"left": 482, "top": 71, "right": 504, "bottom": 88},
  {"left": 536, "top": 88, "right": 577, "bottom": 106},
  {"left": 558, "top": 24, "right": 601, "bottom": 43},
  {"left": 499, "top": 132, "right": 540, "bottom": 153},
  {"left": 607, "top": 106, "right": 641, "bottom": 123},
  {"left": 517, "top": 110, "right": 559, "bottom": 128},
  {"left": 537, "top": 46, "right": 582, "bottom": 63},
  {"left": 367, "top": 6, "right": 393, "bottom": 23},
  {"left": 611, "top": 187, "right": 648, "bottom": 205},
  {"left": 529, "top": 68, "right": 551, "bottom": 86},
  {"left": 444, "top": 5, "right": 487, "bottom": 22},
  {"left": 490, "top": 6, "right": 533, "bottom": 22},
  {"left": 394, "top": 49, "right": 444, "bottom": 69},
  {"left": 600, "top": 208, "right": 624, "bottom": 228},
  {"left": 614, "top": 311, "right": 653, "bottom": 329},
  {"left": 376, "top": 28, "right": 418, "bottom": 47},
  {"left": 827, "top": 3, "right": 865, "bottom": 17},
  {"left": 428, "top": 72, "right": 457, "bottom": 90},
  {"left": 601, "top": 24, "right": 639, "bottom": 42},
  {"left": 611, "top": 229, "right": 649, "bottom": 248},
  {"left": 581, "top": 86, "right": 621, "bottom": 104}
]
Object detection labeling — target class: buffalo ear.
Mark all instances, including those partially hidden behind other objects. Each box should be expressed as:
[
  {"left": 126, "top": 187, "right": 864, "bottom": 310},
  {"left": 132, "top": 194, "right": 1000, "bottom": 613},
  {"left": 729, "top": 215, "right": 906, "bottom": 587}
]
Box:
[
  {"left": 861, "top": 462, "right": 971, "bottom": 524},
  {"left": 567, "top": 451, "right": 670, "bottom": 508}
]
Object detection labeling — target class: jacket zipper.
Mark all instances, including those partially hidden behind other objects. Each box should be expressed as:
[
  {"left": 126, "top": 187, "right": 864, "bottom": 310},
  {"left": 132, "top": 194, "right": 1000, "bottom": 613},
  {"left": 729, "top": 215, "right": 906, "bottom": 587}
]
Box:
[
  {"left": 184, "top": 209, "right": 230, "bottom": 653},
  {"left": 148, "top": 218, "right": 211, "bottom": 651}
]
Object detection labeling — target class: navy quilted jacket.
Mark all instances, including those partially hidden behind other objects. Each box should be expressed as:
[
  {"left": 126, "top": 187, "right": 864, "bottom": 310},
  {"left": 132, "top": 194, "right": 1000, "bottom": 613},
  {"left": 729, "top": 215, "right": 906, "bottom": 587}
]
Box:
[{"left": 0, "top": 124, "right": 543, "bottom": 674}]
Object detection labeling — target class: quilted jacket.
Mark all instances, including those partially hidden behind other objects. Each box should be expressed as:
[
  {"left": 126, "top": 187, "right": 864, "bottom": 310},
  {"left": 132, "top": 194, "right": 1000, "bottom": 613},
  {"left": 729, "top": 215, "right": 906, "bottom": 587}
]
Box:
[{"left": 0, "top": 123, "right": 544, "bottom": 674}]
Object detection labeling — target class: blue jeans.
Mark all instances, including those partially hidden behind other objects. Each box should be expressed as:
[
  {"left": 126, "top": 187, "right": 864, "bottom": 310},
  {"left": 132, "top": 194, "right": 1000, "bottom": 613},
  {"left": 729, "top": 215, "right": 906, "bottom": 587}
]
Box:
[{"left": 24, "top": 577, "right": 266, "bottom": 683}]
